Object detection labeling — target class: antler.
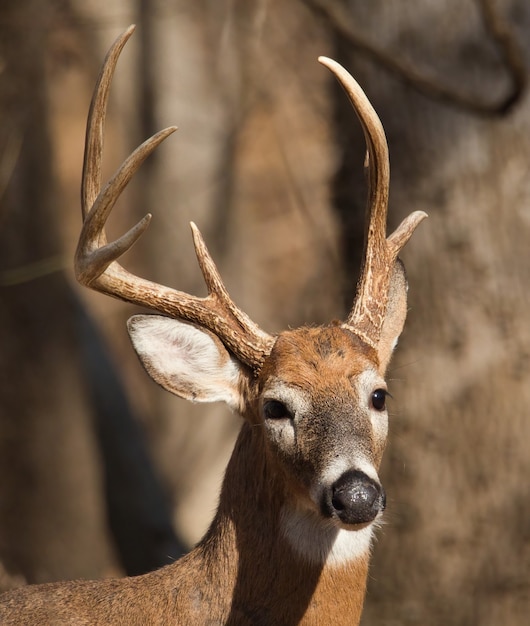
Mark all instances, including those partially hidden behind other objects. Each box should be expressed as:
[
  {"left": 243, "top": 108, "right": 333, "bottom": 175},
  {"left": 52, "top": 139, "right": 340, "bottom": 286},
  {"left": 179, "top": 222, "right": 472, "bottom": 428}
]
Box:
[
  {"left": 76, "top": 25, "right": 274, "bottom": 371},
  {"left": 318, "top": 57, "right": 427, "bottom": 349}
]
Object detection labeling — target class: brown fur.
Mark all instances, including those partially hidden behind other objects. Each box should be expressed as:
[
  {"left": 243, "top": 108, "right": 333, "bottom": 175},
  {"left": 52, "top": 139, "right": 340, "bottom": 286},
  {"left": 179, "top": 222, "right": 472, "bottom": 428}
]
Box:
[
  {"left": 0, "top": 324, "right": 392, "bottom": 625},
  {"left": 0, "top": 418, "right": 369, "bottom": 625}
]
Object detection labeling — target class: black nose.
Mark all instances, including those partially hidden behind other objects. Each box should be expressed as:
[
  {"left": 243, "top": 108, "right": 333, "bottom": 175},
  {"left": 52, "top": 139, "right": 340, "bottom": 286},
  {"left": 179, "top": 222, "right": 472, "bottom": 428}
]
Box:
[{"left": 324, "top": 470, "right": 386, "bottom": 526}]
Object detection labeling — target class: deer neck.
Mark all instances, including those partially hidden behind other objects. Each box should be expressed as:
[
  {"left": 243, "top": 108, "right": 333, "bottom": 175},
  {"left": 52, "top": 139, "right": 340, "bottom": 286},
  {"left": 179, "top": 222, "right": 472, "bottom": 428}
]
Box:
[{"left": 181, "top": 421, "right": 372, "bottom": 625}]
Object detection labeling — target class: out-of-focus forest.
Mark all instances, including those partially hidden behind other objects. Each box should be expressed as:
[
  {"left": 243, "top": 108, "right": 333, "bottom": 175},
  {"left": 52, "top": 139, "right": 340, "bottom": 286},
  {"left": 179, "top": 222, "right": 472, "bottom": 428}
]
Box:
[{"left": 1, "top": 0, "right": 530, "bottom": 624}]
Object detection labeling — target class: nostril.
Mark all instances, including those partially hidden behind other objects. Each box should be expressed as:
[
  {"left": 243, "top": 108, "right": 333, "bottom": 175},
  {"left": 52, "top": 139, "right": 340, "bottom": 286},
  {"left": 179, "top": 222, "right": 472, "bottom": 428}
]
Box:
[
  {"left": 326, "top": 470, "right": 385, "bottom": 526},
  {"left": 331, "top": 492, "right": 346, "bottom": 512}
]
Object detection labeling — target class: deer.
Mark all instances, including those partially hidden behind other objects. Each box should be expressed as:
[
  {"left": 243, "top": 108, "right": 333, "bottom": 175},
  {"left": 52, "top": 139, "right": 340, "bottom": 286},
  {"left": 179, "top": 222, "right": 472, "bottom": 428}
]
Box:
[{"left": 0, "top": 25, "right": 426, "bottom": 626}]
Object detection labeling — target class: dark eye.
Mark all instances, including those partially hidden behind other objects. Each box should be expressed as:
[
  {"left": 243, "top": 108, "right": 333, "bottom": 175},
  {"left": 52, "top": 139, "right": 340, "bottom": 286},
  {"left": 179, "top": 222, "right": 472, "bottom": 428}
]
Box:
[
  {"left": 371, "top": 389, "right": 388, "bottom": 411},
  {"left": 263, "top": 400, "right": 292, "bottom": 420}
]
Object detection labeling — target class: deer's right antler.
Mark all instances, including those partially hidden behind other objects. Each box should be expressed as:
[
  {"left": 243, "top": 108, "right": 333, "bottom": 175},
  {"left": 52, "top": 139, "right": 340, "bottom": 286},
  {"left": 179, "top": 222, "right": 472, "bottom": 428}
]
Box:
[
  {"left": 76, "top": 25, "right": 274, "bottom": 371},
  {"left": 318, "top": 57, "right": 427, "bottom": 350}
]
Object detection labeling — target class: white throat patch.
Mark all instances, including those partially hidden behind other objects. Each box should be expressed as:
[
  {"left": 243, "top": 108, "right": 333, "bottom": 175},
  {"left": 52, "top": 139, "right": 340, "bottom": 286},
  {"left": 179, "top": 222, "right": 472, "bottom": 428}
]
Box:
[{"left": 280, "top": 505, "right": 375, "bottom": 567}]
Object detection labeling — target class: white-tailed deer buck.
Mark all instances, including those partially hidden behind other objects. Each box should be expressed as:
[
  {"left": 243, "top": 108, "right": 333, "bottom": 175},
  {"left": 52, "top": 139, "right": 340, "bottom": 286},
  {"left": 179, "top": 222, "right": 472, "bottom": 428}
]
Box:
[{"left": 0, "top": 25, "right": 426, "bottom": 625}]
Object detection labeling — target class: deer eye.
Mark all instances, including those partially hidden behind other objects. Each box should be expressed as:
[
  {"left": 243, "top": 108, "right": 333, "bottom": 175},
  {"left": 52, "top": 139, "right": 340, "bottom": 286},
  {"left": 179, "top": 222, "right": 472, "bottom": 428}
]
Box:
[
  {"left": 263, "top": 400, "right": 292, "bottom": 420},
  {"left": 371, "top": 389, "right": 388, "bottom": 411}
]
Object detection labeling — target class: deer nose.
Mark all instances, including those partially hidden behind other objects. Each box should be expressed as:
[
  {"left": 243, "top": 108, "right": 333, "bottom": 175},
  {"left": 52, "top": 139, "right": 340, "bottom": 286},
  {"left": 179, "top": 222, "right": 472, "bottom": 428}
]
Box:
[{"left": 324, "top": 470, "right": 386, "bottom": 526}]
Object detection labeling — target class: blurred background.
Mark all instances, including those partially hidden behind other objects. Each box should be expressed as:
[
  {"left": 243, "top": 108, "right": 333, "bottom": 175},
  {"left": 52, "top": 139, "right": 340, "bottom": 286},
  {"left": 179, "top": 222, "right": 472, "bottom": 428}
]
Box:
[{"left": 1, "top": 0, "right": 530, "bottom": 623}]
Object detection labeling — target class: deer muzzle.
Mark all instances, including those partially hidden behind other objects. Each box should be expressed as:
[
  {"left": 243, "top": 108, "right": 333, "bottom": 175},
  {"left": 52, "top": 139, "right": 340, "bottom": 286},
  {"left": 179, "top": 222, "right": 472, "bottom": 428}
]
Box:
[{"left": 323, "top": 470, "right": 386, "bottom": 526}]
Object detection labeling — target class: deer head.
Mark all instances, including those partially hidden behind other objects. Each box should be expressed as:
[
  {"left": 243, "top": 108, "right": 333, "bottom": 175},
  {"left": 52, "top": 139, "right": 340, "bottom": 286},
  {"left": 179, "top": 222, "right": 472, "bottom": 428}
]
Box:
[{"left": 76, "top": 25, "right": 426, "bottom": 564}]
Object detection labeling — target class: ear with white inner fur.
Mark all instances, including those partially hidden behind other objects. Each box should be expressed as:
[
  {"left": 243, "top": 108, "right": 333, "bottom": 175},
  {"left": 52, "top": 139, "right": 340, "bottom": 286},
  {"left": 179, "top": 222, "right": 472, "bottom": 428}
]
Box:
[
  {"left": 376, "top": 260, "right": 409, "bottom": 374},
  {"left": 127, "top": 315, "right": 244, "bottom": 411}
]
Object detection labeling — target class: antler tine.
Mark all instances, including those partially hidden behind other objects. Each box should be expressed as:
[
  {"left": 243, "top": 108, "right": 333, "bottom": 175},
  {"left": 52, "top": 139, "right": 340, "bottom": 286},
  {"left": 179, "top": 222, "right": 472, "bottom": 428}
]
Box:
[
  {"left": 77, "top": 127, "right": 177, "bottom": 284},
  {"left": 319, "top": 56, "right": 426, "bottom": 348},
  {"left": 190, "top": 223, "right": 273, "bottom": 344},
  {"left": 76, "top": 26, "right": 274, "bottom": 371},
  {"left": 82, "top": 25, "right": 134, "bottom": 217},
  {"left": 317, "top": 57, "right": 390, "bottom": 250}
]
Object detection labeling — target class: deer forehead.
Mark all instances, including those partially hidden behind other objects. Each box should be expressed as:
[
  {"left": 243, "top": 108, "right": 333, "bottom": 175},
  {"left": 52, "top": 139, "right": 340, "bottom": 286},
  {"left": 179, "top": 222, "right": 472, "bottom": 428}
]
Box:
[
  {"left": 256, "top": 327, "right": 387, "bottom": 464},
  {"left": 259, "top": 326, "right": 381, "bottom": 397}
]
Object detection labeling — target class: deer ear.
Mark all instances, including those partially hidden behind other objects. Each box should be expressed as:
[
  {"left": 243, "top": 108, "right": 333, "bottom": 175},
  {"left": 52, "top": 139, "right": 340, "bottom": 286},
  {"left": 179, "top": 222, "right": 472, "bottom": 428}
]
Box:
[
  {"left": 127, "top": 315, "right": 244, "bottom": 410},
  {"left": 376, "top": 260, "right": 409, "bottom": 373}
]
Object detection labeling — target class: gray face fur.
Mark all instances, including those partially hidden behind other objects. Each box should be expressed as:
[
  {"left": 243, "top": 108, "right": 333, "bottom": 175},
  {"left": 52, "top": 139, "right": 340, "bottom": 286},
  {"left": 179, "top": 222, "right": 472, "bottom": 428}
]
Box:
[{"left": 256, "top": 327, "right": 389, "bottom": 525}]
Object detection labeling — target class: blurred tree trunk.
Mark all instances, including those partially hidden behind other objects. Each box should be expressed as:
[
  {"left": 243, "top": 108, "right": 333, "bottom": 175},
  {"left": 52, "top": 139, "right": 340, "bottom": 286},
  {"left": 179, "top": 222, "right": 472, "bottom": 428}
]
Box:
[
  {"left": 319, "top": 1, "right": 530, "bottom": 624},
  {"left": 0, "top": 0, "right": 184, "bottom": 584},
  {"left": 0, "top": 0, "right": 116, "bottom": 582}
]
